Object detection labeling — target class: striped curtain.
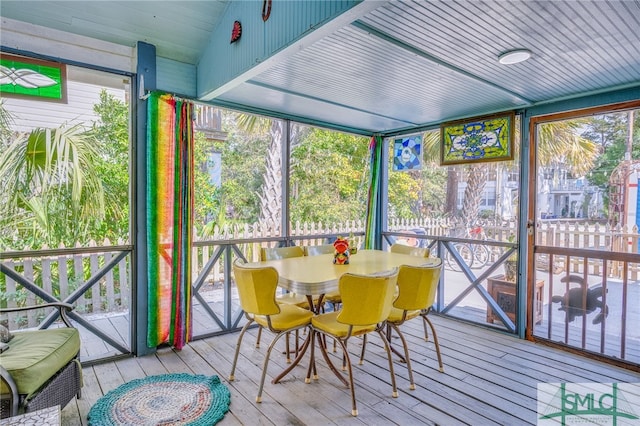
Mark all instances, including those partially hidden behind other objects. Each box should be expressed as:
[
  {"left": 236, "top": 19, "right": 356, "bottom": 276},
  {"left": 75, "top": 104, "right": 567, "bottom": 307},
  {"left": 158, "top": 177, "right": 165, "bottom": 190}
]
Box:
[
  {"left": 146, "top": 92, "right": 194, "bottom": 350},
  {"left": 364, "top": 135, "right": 383, "bottom": 249}
]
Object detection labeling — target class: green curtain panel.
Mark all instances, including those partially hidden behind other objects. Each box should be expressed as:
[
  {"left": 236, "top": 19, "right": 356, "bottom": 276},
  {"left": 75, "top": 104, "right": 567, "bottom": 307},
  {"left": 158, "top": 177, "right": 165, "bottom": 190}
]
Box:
[
  {"left": 146, "top": 92, "right": 194, "bottom": 349},
  {"left": 364, "top": 135, "right": 383, "bottom": 249}
]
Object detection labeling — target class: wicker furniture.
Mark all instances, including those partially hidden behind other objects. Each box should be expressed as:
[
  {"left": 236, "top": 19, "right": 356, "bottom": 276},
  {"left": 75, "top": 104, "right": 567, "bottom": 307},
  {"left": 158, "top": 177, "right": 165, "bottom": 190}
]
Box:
[{"left": 0, "top": 303, "right": 82, "bottom": 418}]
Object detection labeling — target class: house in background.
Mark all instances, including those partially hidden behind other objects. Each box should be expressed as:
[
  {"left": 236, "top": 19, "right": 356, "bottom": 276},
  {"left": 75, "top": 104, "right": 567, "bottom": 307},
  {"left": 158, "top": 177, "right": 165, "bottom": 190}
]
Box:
[{"left": 538, "top": 166, "right": 605, "bottom": 220}]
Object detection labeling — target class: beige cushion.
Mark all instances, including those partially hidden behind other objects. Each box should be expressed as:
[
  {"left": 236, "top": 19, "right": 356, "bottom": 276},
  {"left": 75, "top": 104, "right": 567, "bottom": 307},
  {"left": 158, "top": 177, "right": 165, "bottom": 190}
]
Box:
[{"left": 0, "top": 328, "right": 80, "bottom": 398}]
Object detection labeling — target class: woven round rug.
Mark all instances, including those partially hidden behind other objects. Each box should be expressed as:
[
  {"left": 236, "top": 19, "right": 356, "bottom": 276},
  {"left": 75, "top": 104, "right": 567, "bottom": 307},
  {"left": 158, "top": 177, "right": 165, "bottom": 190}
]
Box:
[{"left": 87, "top": 373, "right": 231, "bottom": 426}]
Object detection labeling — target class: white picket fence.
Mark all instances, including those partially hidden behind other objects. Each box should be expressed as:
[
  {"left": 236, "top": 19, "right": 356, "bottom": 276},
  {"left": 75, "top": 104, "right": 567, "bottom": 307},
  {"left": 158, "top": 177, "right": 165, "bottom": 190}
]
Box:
[{"left": 536, "top": 220, "right": 640, "bottom": 279}]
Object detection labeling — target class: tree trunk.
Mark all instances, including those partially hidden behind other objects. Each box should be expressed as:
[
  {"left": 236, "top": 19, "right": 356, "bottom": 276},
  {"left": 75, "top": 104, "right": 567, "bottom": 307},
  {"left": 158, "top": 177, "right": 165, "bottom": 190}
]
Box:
[
  {"left": 445, "top": 167, "right": 458, "bottom": 216},
  {"left": 460, "top": 164, "right": 488, "bottom": 226},
  {"left": 258, "top": 120, "right": 283, "bottom": 232}
]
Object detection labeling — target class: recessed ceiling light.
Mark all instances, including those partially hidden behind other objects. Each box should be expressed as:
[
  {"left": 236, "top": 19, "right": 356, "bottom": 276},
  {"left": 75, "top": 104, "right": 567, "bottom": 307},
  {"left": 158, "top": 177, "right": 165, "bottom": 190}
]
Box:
[{"left": 498, "top": 49, "right": 532, "bottom": 65}]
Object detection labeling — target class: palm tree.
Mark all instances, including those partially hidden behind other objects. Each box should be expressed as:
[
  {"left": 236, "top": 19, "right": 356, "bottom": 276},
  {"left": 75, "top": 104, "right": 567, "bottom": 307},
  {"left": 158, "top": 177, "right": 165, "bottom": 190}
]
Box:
[
  {"left": 423, "top": 118, "right": 599, "bottom": 227},
  {"left": 0, "top": 122, "right": 105, "bottom": 247},
  {"left": 537, "top": 118, "right": 600, "bottom": 178},
  {"left": 0, "top": 100, "right": 12, "bottom": 144},
  {"left": 236, "top": 114, "right": 301, "bottom": 233},
  {"left": 420, "top": 130, "right": 457, "bottom": 215}
]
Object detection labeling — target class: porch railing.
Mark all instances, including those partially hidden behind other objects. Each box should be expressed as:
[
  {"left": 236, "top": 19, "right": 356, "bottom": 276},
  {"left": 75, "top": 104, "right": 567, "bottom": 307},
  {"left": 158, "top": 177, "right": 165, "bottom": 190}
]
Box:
[
  {"left": 2, "top": 218, "right": 639, "bottom": 366},
  {"left": 2, "top": 219, "right": 637, "bottom": 319},
  {"left": 0, "top": 241, "right": 133, "bottom": 363},
  {"left": 1, "top": 239, "right": 131, "bottom": 327},
  {"left": 533, "top": 246, "right": 640, "bottom": 366},
  {"left": 3, "top": 219, "right": 637, "bottom": 315}
]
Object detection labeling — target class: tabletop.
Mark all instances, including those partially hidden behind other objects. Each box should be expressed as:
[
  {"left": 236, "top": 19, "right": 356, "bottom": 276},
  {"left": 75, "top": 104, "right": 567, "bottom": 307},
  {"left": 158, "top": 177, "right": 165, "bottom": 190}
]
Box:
[{"left": 244, "top": 249, "right": 439, "bottom": 295}]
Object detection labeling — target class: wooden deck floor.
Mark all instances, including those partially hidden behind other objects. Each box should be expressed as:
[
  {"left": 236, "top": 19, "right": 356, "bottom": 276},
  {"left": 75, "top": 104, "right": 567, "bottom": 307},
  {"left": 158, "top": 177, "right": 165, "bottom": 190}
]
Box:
[{"left": 61, "top": 315, "right": 639, "bottom": 426}]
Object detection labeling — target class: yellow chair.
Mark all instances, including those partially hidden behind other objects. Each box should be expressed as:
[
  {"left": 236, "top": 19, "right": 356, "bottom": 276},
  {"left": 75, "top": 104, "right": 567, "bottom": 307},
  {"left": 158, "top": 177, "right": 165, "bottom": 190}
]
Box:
[
  {"left": 258, "top": 245, "right": 308, "bottom": 360},
  {"left": 389, "top": 243, "right": 431, "bottom": 339},
  {"left": 360, "top": 260, "right": 444, "bottom": 390},
  {"left": 229, "top": 260, "right": 313, "bottom": 403},
  {"left": 390, "top": 242, "right": 430, "bottom": 258},
  {"left": 302, "top": 244, "right": 334, "bottom": 256},
  {"left": 307, "top": 268, "right": 399, "bottom": 417},
  {"left": 260, "top": 246, "right": 309, "bottom": 308},
  {"left": 261, "top": 245, "right": 305, "bottom": 261},
  {"left": 303, "top": 244, "right": 342, "bottom": 312}
]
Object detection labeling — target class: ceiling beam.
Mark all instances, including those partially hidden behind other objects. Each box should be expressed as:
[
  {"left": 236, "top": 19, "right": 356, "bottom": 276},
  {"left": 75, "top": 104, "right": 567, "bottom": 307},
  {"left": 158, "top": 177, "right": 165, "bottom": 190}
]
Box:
[
  {"left": 245, "top": 79, "right": 418, "bottom": 127},
  {"left": 350, "top": 20, "right": 534, "bottom": 106},
  {"left": 197, "top": 0, "right": 384, "bottom": 101}
]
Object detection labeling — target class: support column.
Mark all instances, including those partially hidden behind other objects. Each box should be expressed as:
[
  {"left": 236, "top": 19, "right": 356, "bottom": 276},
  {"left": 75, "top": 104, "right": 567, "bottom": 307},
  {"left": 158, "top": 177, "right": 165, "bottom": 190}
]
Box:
[{"left": 134, "top": 41, "right": 156, "bottom": 356}]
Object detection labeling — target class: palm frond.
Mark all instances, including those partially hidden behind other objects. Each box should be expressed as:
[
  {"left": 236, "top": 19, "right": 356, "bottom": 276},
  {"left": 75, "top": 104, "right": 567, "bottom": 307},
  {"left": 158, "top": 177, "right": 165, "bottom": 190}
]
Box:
[
  {"left": 538, "top": 119, "right": 598, "bottom": 176},
  {"left": 422, "top": 130, "right": 441, "bottom": 164},
  {"left": 0, "top": 100, "right": 14, "bottom": 143},
  {"left": 236, "top": 113, "right": 270, "bottom": 135},
  {"left": 0, "top": 123, "right": 106, "bottom": 244}
]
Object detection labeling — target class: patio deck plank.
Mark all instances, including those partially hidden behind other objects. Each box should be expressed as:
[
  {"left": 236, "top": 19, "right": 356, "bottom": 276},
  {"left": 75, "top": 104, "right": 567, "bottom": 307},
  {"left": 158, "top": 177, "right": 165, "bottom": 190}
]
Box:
[
  {"left": 255, "top": 331, "right": 434, "bottom": 425},
  {"left": 210, "top": 330, "right": 351, "bottom": 426},
  {"left": 433, "top": 316, "right": 639, "bottom": 382},
  {"left": 58, "top": 315, "right": 638, "bottom": 425},
  {"left": 197, "top": 334, "right": 320, "bottom": 425},
  {"left": 357, "top": 335, "right": 525, "bottom": 425}
]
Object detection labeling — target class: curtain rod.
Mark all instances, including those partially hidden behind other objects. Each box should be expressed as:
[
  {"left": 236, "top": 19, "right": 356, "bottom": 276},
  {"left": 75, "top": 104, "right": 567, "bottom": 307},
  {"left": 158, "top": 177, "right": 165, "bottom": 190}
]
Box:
[{"left": 138, "top": 75, "right": 194, "bottom": 103}]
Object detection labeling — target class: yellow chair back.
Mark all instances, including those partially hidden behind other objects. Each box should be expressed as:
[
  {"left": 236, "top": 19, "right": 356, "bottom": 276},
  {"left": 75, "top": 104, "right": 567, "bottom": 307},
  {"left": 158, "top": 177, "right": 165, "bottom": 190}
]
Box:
[
  {"left": 337, "top": 269, "right": 398, "bottom": 326},
  {"left": 393, "top": 260, "right": 442, "bottom": 311},
  {"left": 390, "top": 243, "right": 430, "bottom": 258},
  {"left": 260, "top": 245, "right": 304, "bottom": 261},
  {"left": 303, "top": 244, "right": 334, "bottom": 256},
  {"left": 233, "top": 260, "right": 281, "bottom": 316}
]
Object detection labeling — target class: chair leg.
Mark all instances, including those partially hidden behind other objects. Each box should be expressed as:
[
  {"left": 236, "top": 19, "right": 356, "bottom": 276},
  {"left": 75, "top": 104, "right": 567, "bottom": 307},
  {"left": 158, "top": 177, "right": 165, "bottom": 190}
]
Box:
[
  {"left": 283, "top": 330, "right": 301, "bottom": 363},
  {"left": 1, "top": 365, "right": 20, "bottom": 417},
  {"left": 285, "top": 331, "right": 291, "bottom": 363},
  {"left": 390, "top": 323, "right": 415, "bottom": 390},
  {"left": 305, "top": 330, "right": 316, "bottom": 384},
  {"left": 256, "top": 326, "right": 262, "bottom": 348},
  {"left": 422, "top": 316, "right": 430, "bottom": 341},
  {"left": 342, "top": 340, "right": 348, "bottom": 371},
  {"left": 76, "top": 364, "right": 83, "bottom": 400},
  {"left": 376, "top": 329, "right": 399, "bottom": 399},
  {"left": 295, "top": 329, "right": 300, "bottom": 356},
  {"left": 358, "top": 334, "right": 368, "bottom": 365},
  {"left": 384, "top": 322, "right": 407, "bottom": 362},
  {"left": 334, "top": 337, "right": 358, "bottom": 416},
  {"left": 257, "top": 330, "right": 288, "bottom": 403},
  {"left": 230, "top": 320, "right": 253, "bottom": 381},
  {"left": 422, "top": 315, "right": 444, "bottom": 372},
  {"left": 330, "top": 302, "right": 341, "bottom": 352}
]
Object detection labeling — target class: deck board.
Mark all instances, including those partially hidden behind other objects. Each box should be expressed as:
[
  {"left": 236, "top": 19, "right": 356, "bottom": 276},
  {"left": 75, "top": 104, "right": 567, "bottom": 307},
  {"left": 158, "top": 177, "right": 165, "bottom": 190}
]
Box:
[{"left": 60, "top": 315, "right": 639, "bottom": 425}]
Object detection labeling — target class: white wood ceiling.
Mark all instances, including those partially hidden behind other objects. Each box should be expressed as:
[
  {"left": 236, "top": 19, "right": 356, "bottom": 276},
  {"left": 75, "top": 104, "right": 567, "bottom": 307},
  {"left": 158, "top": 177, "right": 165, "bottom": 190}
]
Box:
[{"left": 2, "top": 0, "right": 639, "bottom": 134}]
